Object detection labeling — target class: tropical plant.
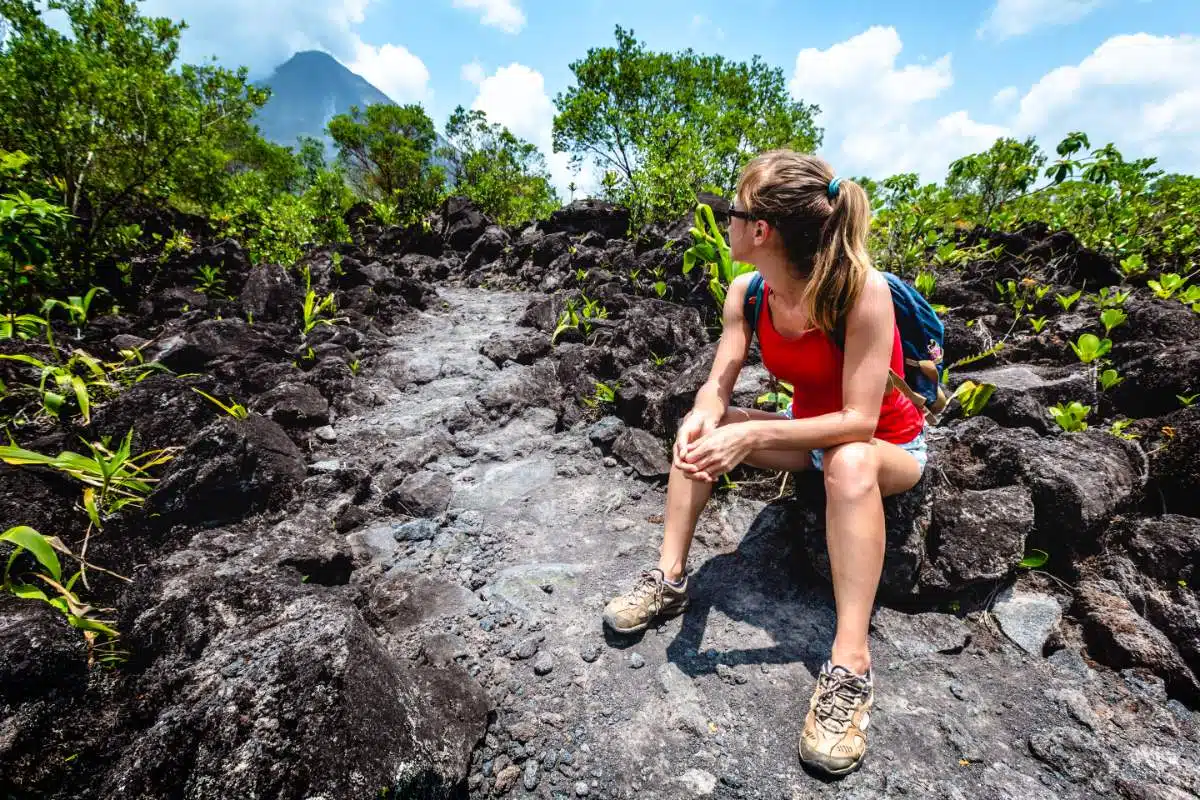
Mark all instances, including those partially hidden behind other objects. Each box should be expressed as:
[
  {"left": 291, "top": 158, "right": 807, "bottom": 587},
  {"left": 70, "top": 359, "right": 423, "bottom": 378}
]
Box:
[
  {"left": 191, "top": 387, "right": 248, "bottom": 419},
  {"left": 951, "top": 380, "right": 996, "bottom": 417},
  {"left": 194, "top": 265, "right": 226, "bottom": 297},
  {"left": 1048, "top": 401, "right": 1091, "bottom": 432},
  {"left": 301, "top": 289, "right": 345, "bottom": 337},
  {"left": 683, "top": 203, "right": 754, "bottom": 312},
  {"left": 1028, "top": 315, "right": 1048, "bottom": 333},
  {"left": 1148, "top": 272, "right": 1189, "bottom": 300},
  {"left": 1055, "top": 289, "right": 1082, "bottom": 311},
  {"left": 1099, "top": 308, "right": 1127, "bottom": 335},
  {"left": 1098, "top": 369, "right": 1124, "bottom": 390},
  {"left": 1069, "top": 333, "right": 1112, "bottom": 364}
]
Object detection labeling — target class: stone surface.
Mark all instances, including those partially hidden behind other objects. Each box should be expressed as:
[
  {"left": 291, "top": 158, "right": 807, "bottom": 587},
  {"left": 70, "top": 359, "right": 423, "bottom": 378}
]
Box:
[
  {"left": 992, "top": 586, "right": 1063, "bottom": 657},
  {"left": 611, "top": 427, "right": 671, "bottom": 478},
  {"left": 924, "top": 484, "right": 1036, "bottom": 588}
]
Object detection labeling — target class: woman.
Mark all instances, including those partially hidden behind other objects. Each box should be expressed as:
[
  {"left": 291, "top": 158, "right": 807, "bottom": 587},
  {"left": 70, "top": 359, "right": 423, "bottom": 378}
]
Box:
[{"left": 601, "top": 149, "right": 927, "bottom": 777}]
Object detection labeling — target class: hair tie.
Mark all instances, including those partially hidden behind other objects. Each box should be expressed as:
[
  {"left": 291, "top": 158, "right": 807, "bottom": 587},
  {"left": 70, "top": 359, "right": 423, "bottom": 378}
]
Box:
[{"left": 827, "top": 177, "right": 842, "bottom": 200}]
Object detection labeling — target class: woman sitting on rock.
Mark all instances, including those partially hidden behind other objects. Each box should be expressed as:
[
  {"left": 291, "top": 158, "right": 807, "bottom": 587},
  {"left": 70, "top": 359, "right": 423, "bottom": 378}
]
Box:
[{"left": 602, "top": 149, "right": 927, "bottom": 777}]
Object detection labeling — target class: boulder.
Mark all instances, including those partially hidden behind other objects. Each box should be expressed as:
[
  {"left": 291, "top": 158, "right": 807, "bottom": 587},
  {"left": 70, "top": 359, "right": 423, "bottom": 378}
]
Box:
[
  {"left": 463, "top": 225, "right": 510, "bottom": 271},
  {"left": 240, "top": 263, "right": 301, "bottom": 324},
  {"left": 946, "top": 364, "right": 1091, "bottom": 434},
  {"left": 0, "top": 595, "right": 87, "bottom": 704},
  {"left": 382, "top": 470, "right": 454, "bottom": 519},
  {"left": 442, "top": 197, "right": 492, "bottom": 252},
  {"left": 922, "top": 484, "right": 1036, "bottom": 589},
  {"left": 612, "top": 427, "right": 671, "bottom": 478},
  {"left": 147, "top": 414, "right": 306, "bottom": 529},
  {"left": 544, "top": 200, "right": 631, "bottom": 240}
]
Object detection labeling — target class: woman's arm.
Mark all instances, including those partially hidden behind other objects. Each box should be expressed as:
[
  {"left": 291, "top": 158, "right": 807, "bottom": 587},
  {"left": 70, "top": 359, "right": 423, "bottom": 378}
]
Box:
[
  {"left": 742, "top": 269, "right": 895, "bottom": 450},
  {"left": 689, "top": 271, "right": 756, "bottom": 417}
]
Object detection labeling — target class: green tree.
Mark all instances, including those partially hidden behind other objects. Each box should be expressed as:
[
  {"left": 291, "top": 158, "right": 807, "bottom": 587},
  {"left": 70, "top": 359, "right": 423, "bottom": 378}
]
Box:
[
  {"left": 946, "top": 136, "right": 1045, "bottom": 224},
  {"left": 552, "top": 25, "right": 822, "bottom": 224},
  {"left": 0, "top": 0, "right": 269, "bottom": 263},
  {"left": 440, "top": 106, "right": 559, "bottom": 225},
  {"left": 327, "top": 103, "right": 444, "bottom": 223}
]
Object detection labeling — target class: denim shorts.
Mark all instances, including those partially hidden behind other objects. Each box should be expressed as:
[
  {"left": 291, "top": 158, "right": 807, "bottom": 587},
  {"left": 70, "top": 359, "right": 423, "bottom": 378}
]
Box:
[{"left": 777, "top": 405, "right": 928, "bottom": 473}]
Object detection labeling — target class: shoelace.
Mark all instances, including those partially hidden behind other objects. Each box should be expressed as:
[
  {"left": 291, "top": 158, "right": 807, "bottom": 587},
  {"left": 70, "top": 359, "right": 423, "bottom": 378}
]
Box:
[
  {"left": 625, "top": 570, "right": 665, "bottom": 608},
  {"left": 813, "top": 670, "right": 869, "bottom": 733}
]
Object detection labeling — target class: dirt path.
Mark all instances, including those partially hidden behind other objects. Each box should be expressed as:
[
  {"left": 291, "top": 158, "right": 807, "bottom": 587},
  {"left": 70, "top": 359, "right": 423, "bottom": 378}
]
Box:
[{"left": 321, "top": 287, "right": 1200, "bottom": 799}]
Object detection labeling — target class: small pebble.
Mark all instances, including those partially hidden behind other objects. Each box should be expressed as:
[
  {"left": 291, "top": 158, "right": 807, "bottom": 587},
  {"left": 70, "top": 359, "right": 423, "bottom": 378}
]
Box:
[
  {"left": 523, "top": 760, "right": 540, "bottom": 791},
  {"left": 629, "top": 653, "right": 646, "bottom": 669},
  {"left": 574, "top": 780, "right": 591, "bottom": 796},
  {"left": 580, "top": 645, "right": 602, "bottom": 663},
  {"left": 534, "top": 653, "right": 554, "bottom": 676}
]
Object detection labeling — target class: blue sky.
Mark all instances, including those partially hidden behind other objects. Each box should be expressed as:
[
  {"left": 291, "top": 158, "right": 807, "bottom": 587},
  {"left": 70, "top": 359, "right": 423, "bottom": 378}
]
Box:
[{"left": 142, "top": 0, "right": 1199, "bottom": 192}]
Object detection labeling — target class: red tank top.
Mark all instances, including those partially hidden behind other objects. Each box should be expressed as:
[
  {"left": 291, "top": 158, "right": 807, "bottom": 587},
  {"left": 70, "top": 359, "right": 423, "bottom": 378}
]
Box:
[{"left": 756, "top": 282, "right": 924, "bottom": 445}]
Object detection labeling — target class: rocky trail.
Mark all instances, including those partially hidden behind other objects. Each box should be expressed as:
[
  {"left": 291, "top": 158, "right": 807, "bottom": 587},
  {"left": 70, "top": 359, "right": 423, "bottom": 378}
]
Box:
[
  {"left": 315, "top": 285, "right": 1199, "bottom": 799},
  {"left": 3, "top": 200, "right": 1199, "bottom": 800}
]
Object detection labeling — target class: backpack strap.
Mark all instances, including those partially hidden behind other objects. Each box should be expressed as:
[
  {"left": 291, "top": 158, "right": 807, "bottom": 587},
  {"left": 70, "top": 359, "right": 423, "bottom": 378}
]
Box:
[{"left": 743, "top": 271, "right": 765, "bottom": 335}]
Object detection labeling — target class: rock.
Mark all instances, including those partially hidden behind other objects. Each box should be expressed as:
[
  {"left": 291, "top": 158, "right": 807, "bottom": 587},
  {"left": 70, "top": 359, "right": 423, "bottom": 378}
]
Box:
[
  {"left": 574, "top": 780, "right": 591, "bottom": 796},
  {"left": 258, "top": 382, "right": 330, "bottom": 429},
  {"left": 923, "top": 485, "right": 1036, "bottom": 589},
  {"left": 871, "top": 607, "right": 970, "bottom": 659},
  {"left": 147, "top": 414, "right": 306, "bottom": 529},
  {"left": 991, "top": 586, "right": 1063, "bottom": 657},
  {"left": 1147, "top": 409, "right": 1200, "bottom": 517},
  {"left": 1027, "top": 727, "right": 1111, "bottom": 785},
  {"left": 580, "top": 644, "right": 602, "bottom": 663},
  {"left": 88, "top": 373, "right": 215, "bottom": 453},
  {"left": 480, "top": 330, "right": 551, "bottom": 367},
  {"left": 149, "top": 318, "right": 289, "bottom": 381},
  {"left": 314, "top": 425, "right": 337, "bottom": 443},
  {"left": 393, "top": 519, "right": 440, "bottom": 542},
  {"left": 382, "top": 470, "right": 453, "bottom": 519},
  {"left": 0, "top": 596, "right": 87, "bottom": 704},
  {"left": 612, "top": 428, "right": 671, "bottom": 478},
  {"left": 1076, "top": 579, "right": 1199, "bottom": 702},
  {"left": 240, "top": 263, "right": 301, "bottom": 323},
  {"left": 629, "top": 653, "right": 645, "bottom": 669},
  {"left": 544, "top": 199, "right": 631, "bottom": 240},
  {"left": 494, "top": 764, "right": 522, "bottom": 794},
  {"left": 948, "top": 365, "right": 1090, "bottom": 434},
  {"left": 533, "top": 652, "right": 554, "bottom": 676},
  {"left": 478, "top": 362, "right": 560, "bottom": 414},
  {"left": 107, "top": 565, "right": 488, "bottom": 798},
  {"left": 678, "top": 768, "right": 717, "bottom": 796},
  {"left": 442, "top": 196, "right": 492, "bottom": 251},
  {"left": 587, "top": 415, "right": 627, "bottom": 447},
  {"left": 514, "top": 637, "right": 540, "bottom": 660},
  {"left": 464, "top": 224, "right": 510, "bottom": 271},
  {"left": 523, "top": 759, "right": 540, "bottom": 791}
]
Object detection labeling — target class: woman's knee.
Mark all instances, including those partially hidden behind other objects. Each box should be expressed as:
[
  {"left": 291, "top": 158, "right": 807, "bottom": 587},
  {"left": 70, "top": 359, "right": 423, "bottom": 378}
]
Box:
[{"left": 823, "top": 441, "right": 879, "bottom": 501}]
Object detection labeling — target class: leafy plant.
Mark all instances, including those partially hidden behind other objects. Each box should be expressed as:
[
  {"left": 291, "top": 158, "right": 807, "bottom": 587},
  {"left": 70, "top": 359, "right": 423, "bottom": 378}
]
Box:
[
  {"left": 194, "top": 265, "right": 226, "bottom": 297},
  {"left": 582, "top": 380, "right": 618, "bottom": 408},
  {"left": 0, "top": 312, "right": 48, "bottom": 340},
  {"left": 191, "top": 387, "right": 248, "bottom": 419},
  {"left": 0, "top": 346, "right": 166, "bottom": 424},
  {"left": 1118, "top": 254, "right": 1147, "bottom": 277},
  {"left": 1178, "top": 284, "right": 1200, "bottom": 312},
  {"left": 1099, "top": 308, "right": 1127, "bottom": 335},
  {"left": 756, "top": 380, "right": 794, "bottom": 413},
  {"left": 1109, "top": 418, "right": 1139, "bottom": 440},
  {"left": 1048, "top": 401, "right": 1091, "bottom": 432},
  {"left": 551, "top": 294, "right": 609, "bottom": 345},
  {"left": 951, "top": 380, "right": 996, "bottom": 418},
  {"left": 1, "top": 525, "right": 123, "bottom": 663},
  {"left": 1094, "top": 287, "right": 1130, "bottom": 309},
  {"left": 1017, "top": 549, "right": 1049, "bottom": 569},
  {"left": 41, "top": 287, "right": 107, "bottom": 337},
  {"left": 1055, "top": 289, "right": 1082, "bottom": 311},
  {"left": 683, "top": 203, "right": 755, "bottom": 312},
  {"left": 1069, "top": 333, "right": 1111, "bottom": 364},
  {"left": 301, "top": 289, "right": 345, "bottom": 337},
  {"left": 652, "top": 281, "right": 667, "bottom": 298},
  {"left": 1028, "top": 315, "right": 1048, "bottom": 333},
  {"left": 1179, "top": 393, "right": 1199, "bottom": 407},
  {"left": 914, "top": 270, "right": 936, "bottom": 298},
  {"left": 1098, "top": 369, "right": 1124, "bottom": 390},
  {"left": 1148, "top": 272, "right": 1189, "bottom": 300}
]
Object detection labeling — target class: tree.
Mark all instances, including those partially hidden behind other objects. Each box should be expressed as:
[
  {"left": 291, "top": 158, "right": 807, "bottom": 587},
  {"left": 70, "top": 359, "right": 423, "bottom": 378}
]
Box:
[
  {"left": 440, "top": 106, "right": 559, "bottom": 225},
  {"left": 946, "top": 137, "right": 1045, "bottom": 223},
  {"left": 0, "top": 0, "right": 269, "bottom": 262},
  {"left": 552, "top": 26, "right": 822, "bottom": 224},
  {"left": 327, "top": 103, "right": 444, "bottom": 223}
]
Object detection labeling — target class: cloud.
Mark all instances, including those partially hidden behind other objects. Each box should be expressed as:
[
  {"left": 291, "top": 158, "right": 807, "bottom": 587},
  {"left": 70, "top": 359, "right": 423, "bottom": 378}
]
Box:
[
  {"left": 978, "top": 0, "right": 1103, "bottom": 40},
  {"left": 139, "top": 0, "right": 373, "bottom": 75},
  {"left": 347, "top": 42, "right": 431, "bottom": 103},
  {"left": 461, "top": 60, "right": 486, "bottom": 85},
  {"left": 690, "top": 13, "right": 724, "bottom": 40},
  {"left": 469, "top": 63, "right": 578, "bottom": 195},
  {"left": 452, "top": 0, "right": 525, "bottom": 34},
  {"left": 992, "top": 86, "right": 1019, "bottom": 109},
  {"left": 1012, "top": 33, "right": 1200, "bottom": 172},
  {"left": 789, "top": 26, "right": 1002, "bottom": 180}
]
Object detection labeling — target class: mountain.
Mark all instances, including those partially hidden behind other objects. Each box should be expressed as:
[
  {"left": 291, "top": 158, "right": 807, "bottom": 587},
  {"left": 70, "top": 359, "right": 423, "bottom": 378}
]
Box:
[{"left": 254, "top": 50, "right": 453, "bottom": 163}]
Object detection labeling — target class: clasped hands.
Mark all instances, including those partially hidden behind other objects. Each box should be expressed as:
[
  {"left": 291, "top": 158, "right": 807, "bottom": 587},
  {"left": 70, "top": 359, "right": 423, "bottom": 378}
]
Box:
[{"left": 672, "top": 408, "right": 755, "bottom": 483}]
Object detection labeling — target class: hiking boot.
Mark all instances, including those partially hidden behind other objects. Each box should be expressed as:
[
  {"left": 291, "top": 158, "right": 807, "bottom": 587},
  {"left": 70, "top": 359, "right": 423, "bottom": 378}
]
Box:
[
  {"left": 601, "top": 568, "right": 689, "bottom": 634},
  {"left": 799, "top": 661, "right": 874, "bottom": 776}
]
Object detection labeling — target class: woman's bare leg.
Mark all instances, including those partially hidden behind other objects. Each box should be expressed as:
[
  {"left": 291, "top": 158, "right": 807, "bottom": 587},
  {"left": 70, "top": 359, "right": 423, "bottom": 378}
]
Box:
[
  {"left": 657, "top": 407, "right": 811, "bottom": 581},
  {"left": 821, "top": 440, "right": 921, "bottom": 674}
]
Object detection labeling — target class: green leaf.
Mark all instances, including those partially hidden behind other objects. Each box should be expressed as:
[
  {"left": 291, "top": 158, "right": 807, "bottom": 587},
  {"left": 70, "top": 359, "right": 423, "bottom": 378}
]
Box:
[
  {"left": 0, "top": 526, "right": 61, "bottom": 582},
  {"left": 1018, "top": 549, "right": 1049, "bottom": 569}
]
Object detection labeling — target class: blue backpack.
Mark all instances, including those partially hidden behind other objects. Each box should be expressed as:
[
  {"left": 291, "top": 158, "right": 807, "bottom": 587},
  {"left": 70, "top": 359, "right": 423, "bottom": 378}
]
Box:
[{"left": 743, "top": 271, "right": 949, "bottom": 421}]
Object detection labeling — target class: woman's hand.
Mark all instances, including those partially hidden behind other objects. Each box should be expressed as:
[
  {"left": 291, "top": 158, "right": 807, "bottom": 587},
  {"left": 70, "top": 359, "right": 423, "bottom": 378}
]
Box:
[
  {"left": 679, "top": 424, "right": 755, "bottom": 483},
  {"left": 673, "top": 407, "right": 721, "bottom": 473}
]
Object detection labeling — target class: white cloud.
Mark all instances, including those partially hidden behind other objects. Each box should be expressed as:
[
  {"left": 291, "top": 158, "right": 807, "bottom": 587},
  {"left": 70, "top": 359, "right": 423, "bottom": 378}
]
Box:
[
  {"left": 690, "top": 13, "right": 724, "bottom": 40},
  {"left": 469, "top": 63, "right": 579, "bottom": 196},
  {"left": 992, "top": 85, "right": 1019, "bottom": 109},
  {"left": 1012, "top": 33, "right": 1200, "bottom": 172},
  {"left": 452, "top": 0, "right": 525, "bottom": 34},
  {"left": 789, "top": 26, "right": 1002, "bottom": 180},
  {"left": 461, "top": 60, "right": 486, "bottom": 85},
  {"left": 139, "top": 0, "right": 373, "bottom": 75},
  {"left": 978, "top": 0, "right": 1103, "bottom": 40},
  {"left": 347, "top": 41, "right": 431, "bottom": 103}
]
